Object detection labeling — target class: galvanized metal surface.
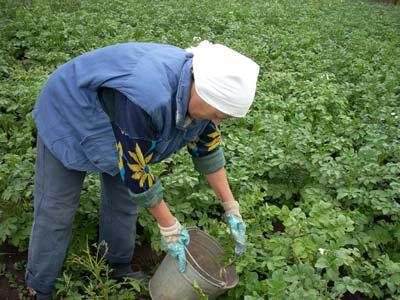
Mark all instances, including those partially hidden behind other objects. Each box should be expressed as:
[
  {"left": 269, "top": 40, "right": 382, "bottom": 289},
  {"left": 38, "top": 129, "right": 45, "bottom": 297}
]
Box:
[{"left": 149, "top": 228, "right": 239, "bottom": 300}]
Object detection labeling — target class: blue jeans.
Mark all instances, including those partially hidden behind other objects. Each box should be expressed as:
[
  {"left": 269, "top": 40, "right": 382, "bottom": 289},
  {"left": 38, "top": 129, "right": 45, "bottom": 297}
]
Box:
[{"left": 26, "top": 136, "right": 139, "bottom": 294}]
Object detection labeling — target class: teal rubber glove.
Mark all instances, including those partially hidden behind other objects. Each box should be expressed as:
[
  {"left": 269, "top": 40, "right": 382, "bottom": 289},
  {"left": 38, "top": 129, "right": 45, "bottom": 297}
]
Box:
[
  {"left": 159, "top": 218, "right": 190, "bottom": 272},
  {"left": 222, "top": 200, "right": 247, "bottom": 255}
]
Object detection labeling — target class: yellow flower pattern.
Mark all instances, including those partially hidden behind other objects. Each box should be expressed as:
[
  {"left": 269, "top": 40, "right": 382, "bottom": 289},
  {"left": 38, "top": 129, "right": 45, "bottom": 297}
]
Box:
[
  {"left": 205, "top": 127, "right": 221, "bottom": 152},
  {"left": 116, "top": 142, "right": 124, "bottom": 170},
  {"left": 187, "top": 137, "right": 199, "bottom": 151},
  {"left": 187, "top": 122, "right": 222, "bottom": 158},
  {"left": 127, "top": 143, "right": 154, "bottom": 188}
]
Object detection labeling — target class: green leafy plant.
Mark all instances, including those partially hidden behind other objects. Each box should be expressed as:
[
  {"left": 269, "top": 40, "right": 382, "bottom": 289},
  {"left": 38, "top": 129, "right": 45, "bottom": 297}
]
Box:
[
  {"left": 55, "top": 239, "right": 144, "bottom": 299},
  {"left": 1, "top": 0, "right": 400, "bottom": 298}
]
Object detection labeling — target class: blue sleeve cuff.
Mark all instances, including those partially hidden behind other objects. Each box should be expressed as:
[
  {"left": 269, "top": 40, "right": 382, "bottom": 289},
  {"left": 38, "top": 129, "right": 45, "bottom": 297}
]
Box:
[
  {"left": 191, "top": 148, "right": 226, "bottom": 174},
  {"left": 128, "top": 178, "right": 163, "bottom": 208}
]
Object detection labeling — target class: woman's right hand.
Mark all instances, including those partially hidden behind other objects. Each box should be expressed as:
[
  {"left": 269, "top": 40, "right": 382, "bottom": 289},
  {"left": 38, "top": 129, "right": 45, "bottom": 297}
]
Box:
[{"left": 158, "top": 218, "right": 190, "bottom": 272}]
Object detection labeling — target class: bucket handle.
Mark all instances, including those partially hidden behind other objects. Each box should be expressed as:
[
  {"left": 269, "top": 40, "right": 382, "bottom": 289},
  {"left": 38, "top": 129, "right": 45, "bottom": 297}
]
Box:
[{"left": 184, "top": 247, "right": 228, "bottom": 289}]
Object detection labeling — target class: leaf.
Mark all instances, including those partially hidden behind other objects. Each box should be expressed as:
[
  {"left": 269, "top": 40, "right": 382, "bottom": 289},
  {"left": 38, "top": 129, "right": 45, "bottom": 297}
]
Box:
[{"left": 315, "top": 256, "right": 329, "bottom": 269}]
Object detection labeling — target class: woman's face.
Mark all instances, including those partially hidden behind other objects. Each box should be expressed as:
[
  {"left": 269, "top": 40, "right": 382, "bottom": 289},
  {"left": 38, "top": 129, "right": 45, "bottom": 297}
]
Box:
[{"left": 188, "top": 81, "right": 233, "bottom": 124}]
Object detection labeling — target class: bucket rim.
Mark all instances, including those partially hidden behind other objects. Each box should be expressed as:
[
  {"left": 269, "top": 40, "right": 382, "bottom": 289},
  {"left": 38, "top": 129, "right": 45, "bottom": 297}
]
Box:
[
  {"left": 148, "top": 227, "right": 239, "bottom": 300},
  {"left": 184, "top": 227, "right": 239, "bottom": 289}
]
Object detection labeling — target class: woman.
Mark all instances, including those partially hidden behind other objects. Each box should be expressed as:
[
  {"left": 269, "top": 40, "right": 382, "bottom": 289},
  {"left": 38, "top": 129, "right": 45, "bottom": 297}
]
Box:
[{"left": 27, "top": 40, "right": 259, "bottom": 299}]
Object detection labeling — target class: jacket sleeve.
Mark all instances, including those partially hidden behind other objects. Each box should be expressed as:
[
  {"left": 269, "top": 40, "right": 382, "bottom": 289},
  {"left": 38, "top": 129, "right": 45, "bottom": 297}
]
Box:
[
  {"left": 187, "top": 121, "right": 226, "bottom": 174},
  {"left": 98, "top": 88, "right": 163, "bottom": 208}
]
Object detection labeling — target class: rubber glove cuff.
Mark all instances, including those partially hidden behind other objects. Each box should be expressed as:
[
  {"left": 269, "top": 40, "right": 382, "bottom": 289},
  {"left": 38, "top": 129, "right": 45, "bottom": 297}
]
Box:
[{"left": 221, "top": 200, "right": 242, "bottom": 218}]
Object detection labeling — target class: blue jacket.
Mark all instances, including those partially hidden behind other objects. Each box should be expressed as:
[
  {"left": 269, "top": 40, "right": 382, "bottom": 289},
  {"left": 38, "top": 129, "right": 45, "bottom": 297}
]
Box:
[
  {"left": 34, "top": 43, "right": 225, "bottom": 206},
  {"left": 33, "top": 42, "right": 213, "bottom": 177}
]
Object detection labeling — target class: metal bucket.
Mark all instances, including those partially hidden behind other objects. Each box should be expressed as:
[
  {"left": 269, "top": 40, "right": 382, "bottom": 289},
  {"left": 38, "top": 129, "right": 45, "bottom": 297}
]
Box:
[{"left": 149, "top": 228, "right": 239, "bottom": 300}]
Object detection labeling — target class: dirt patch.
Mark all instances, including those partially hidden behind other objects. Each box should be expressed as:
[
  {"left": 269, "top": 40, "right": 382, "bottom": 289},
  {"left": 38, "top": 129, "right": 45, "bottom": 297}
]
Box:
[
  {"left": 0, "top": 243, "right": 27, "bottom": 300},
  {"left": 132, "top": 242, "right": 164, "bottom": 274},
  {"left": 370, "top": 0, "right": 399, "bottom": 5}
]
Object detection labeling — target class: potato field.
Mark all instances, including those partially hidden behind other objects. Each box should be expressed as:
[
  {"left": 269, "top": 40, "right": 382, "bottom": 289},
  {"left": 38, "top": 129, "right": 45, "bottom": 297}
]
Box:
[{"left": 0, "top": 0, "right": 400, "bottom": 299}]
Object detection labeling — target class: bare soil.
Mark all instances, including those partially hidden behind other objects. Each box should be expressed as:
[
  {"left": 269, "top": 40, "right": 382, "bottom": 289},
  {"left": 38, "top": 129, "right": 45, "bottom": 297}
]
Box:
[{"left": 370, "top": 0, "right": 399, "bottom": 5}]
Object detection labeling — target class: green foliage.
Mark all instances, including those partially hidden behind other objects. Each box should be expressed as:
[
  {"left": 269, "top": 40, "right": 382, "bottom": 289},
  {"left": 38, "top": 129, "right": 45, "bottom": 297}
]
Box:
[
  {"left": 55, "top": 239, "right": 145, "bottom": 299},
  {"left": 1, "top": 0, "right": 400, "bottom": 298},
  {"left": 0, "top": 263, "right": 5, "bottom": 276}
]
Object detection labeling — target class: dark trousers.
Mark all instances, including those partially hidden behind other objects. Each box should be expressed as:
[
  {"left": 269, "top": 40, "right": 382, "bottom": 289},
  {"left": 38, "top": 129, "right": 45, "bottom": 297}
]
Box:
[{"left": 26, "top": 136, "right": 139, "bottom": 294}]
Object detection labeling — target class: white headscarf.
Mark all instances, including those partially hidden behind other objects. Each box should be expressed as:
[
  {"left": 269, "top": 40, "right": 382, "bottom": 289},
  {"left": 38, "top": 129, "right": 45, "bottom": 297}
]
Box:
[{"left": 186, "top": 40, "right": 260, "bottom": 117}]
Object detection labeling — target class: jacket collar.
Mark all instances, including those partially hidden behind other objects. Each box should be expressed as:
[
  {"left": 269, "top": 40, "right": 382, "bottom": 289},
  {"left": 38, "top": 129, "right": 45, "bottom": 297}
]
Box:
[{"left": 175, "top": 55, "right": 194, "bottom": 130}]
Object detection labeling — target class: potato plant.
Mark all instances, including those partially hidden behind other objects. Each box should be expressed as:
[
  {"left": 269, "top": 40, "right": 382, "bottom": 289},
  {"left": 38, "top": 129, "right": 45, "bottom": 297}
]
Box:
[{"left": 0, "top": 0, "right": 399, "bottom": 298}]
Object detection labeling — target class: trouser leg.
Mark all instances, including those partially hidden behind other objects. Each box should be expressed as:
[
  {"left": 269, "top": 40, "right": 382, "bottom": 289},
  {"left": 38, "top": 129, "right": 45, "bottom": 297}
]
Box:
[
  {"left": 99, "top": 172, "right": 139, "bottom": 264},
  {"left": 26, "top": 135, "right": 85, "bottom": 294}
]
